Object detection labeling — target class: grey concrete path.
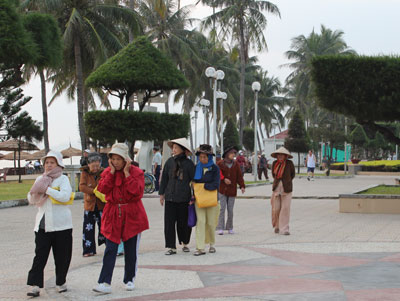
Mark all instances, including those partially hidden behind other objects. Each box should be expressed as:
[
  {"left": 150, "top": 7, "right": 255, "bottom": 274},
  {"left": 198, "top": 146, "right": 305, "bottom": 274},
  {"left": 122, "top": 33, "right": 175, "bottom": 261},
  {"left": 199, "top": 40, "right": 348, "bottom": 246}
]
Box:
[{"left": 1, "top": 175, "right": 399, "bottom": 300}]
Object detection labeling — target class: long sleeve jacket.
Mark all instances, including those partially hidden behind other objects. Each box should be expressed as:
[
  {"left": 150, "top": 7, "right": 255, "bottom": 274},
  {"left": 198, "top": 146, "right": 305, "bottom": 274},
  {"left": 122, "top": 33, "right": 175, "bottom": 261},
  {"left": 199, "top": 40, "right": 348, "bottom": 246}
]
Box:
[
  {"left": 28, "top": 175, "right": 73, "bottom": 232},
  {"left": 271, "top": 160, "right": 295, "bottom": 193},
  {"left": 217, "top": 160, "right": 245, "bottom": 197},
  {"left": 79, "top": 166, "right": 105, "bottom": 211},
  {"left": 193, "top": 163, "right": 220, "bottom": 191},
  {"left": 159, "top": 154, "right": 195, "bottom": 203},
  {"left": 97, "top": 165, "right": 149, "bottom": 244}
]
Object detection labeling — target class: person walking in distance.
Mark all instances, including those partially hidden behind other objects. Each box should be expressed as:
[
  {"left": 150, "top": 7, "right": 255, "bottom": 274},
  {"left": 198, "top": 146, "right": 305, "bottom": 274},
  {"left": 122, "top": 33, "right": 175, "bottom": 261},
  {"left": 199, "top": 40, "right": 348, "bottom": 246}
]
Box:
[
  {"left": 216, "top": 146, "right": 245, "bottom": 235},
  {"left": 152, "top": 146, "right": 162, "bottom": 191},
  {"left": 159, "top": 138, "right": 195, "bottom": 255},
  {"left": 236, "top": 151, "right": 246, "bottom": 175},
  {"left": 306, "top": 150, "right": 316, "bottom": 181},
  {"left": 93, "top": 143, "right": 149, "bottom": 294},
  {"left": 257, "top": 153, "right": 269, "bottom": 180},
  {"left": 270, "top": 147, "right": 295, "bottom": 235},
  {"left": 26, "top": 151, "right": 73, "bottom": 297}
]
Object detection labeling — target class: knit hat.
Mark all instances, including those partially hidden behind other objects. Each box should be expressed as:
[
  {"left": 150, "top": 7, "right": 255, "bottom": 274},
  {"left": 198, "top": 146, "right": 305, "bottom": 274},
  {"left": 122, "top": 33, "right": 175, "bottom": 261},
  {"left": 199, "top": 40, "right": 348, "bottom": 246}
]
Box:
[
  {"left": 195, "top": 144, "right": 215, "bottom": 156},
  {"left": 108, "top": 143, "right": 131, "bottom": 162},
  {"left": 88, "top": 152, "right": 102, "bottom": 163},
  {"left": 222, "top": 146, "right": 238, "bottom": 158},
  {"left": 167, "top": 138, "right": 192, "bottom": 154},
  {"left": 271, "top": 146, "right": 293, "bottom": 159},
  {"left": 41, "top": 150, "right": 65, "bottom": 168}
]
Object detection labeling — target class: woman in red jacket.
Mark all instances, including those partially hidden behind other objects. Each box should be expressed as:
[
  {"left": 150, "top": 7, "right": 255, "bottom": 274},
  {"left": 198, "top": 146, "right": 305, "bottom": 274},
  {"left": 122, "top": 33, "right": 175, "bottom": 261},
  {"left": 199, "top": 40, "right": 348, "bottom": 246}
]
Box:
[{"left": 93, "top": 143, "right": 149, "bottom": 294}]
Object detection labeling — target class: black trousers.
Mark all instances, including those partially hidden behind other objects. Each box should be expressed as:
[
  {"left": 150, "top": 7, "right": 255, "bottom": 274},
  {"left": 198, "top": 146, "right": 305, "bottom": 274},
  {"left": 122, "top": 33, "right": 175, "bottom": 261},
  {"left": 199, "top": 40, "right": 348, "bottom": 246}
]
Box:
[
  {"left": 164, "top": 201, "right": 192, "bottom": 249},
  {"left": 98, "top": 235, "right": 140, "bottom": 284},
  {"left": 27, "top": 228, "right": 73, "bottom": 288},
  {"left": 82, "top": 209, "right": 105, "bottom": 255},
  {"left": 154, "top": 165, "right": 161, "bottom": 191},
  {"left": 258, "top": 167, "right": 269, "bottom": 180}
]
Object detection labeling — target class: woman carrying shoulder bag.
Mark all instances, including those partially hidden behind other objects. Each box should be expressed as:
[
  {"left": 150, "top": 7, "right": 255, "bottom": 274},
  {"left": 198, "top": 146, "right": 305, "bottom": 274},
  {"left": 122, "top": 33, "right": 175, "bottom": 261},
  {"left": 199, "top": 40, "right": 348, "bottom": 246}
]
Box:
[
  {"left": 193, "top": 144, "right": 220, "bottom": 256},
  {"left": 27, "top": 151, "right": 73, "bottom": 297}
]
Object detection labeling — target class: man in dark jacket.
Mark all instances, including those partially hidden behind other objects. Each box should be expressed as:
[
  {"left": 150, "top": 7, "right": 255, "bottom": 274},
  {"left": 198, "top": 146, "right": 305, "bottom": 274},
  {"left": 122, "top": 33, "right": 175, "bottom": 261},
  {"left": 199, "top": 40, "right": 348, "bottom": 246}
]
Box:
[
  {"left": 216, "top": 146, "right": 245, "bottom": 235},
  {"left": 159, "top": 138, "right": 195, "bottom": 255}
]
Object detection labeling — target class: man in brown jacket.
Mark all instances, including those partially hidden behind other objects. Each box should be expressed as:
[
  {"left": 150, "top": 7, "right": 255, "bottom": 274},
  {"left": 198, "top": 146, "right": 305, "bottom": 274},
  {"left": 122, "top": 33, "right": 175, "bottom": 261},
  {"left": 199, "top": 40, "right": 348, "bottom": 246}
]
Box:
[
  {"left": 216, "top": 146, "right": 245, "bottom": 235},
  {"left": 79, "top": 152, "right": 105, "bottom": 256},
  {"left": 270, "top": 147, "right": 295, "bottom": 235}
]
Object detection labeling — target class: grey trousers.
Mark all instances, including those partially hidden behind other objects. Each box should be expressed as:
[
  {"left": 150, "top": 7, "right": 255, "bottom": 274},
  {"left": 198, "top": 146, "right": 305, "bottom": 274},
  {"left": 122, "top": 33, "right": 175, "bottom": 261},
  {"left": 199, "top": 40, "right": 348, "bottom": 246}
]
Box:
[{"left": 217, "top": 193, "right": 235, "bottom": 230}]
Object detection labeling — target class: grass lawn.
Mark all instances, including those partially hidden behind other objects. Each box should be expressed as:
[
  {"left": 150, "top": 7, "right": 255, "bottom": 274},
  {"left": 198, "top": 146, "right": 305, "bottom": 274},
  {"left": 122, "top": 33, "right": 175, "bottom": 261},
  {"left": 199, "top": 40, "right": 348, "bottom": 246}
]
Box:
[
  {"left": 359, "top": 185, "right": 400, "bottom": 195},
  {"left": 245, "top": 180, "right": 269, "bottom": 185},
  {"left": 0, "top": 177, "right": 79, "bottom": 201},
  {"left": 0, "top": 180, "right": 35, "bottom": 201},
  {"left": 297, "top": 173, "right": 348, "bottom": 177}
]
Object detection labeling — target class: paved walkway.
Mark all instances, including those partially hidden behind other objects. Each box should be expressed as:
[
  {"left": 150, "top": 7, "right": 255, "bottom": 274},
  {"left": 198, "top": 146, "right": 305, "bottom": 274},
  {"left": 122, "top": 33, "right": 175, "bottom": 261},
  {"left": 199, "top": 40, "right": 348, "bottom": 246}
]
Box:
[{"left": 1, "top": 175, "right": 399, "bottom": 300}]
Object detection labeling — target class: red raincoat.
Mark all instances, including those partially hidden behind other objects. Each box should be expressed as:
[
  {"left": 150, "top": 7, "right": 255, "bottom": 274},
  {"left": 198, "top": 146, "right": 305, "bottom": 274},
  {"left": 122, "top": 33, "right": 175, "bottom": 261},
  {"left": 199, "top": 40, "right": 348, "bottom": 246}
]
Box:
[{"left": 97, "top": 165, "right": 149, "bottom": 244}]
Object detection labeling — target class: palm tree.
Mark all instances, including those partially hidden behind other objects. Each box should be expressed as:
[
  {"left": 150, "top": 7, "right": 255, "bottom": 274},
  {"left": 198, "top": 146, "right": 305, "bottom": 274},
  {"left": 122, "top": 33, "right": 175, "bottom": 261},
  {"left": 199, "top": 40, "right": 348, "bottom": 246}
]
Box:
[
  {"left": 21, "top": 0, "right": 141, "bottom": 150},
  {"left": 283, "top": 25, "right": 355, "bottom": 125},
  {"left": 200, "top": 0, "right": 280, "bottom": 146}
]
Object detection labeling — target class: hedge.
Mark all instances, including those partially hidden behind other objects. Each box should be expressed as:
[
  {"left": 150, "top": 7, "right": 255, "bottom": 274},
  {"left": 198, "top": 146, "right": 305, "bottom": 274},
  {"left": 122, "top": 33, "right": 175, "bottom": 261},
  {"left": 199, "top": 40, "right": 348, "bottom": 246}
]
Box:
[
  {"left": 311, "top": 55, "right": 400, "bottom": 122},
  {"left": 85, "top": 110, "right": 190, "bottom": 144}
]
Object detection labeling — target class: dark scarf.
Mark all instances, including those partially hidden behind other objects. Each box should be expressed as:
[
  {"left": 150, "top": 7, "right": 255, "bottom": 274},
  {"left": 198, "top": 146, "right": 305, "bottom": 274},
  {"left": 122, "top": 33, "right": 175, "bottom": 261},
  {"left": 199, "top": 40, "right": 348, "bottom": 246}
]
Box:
[{"left": 174, "top": 152, "right": 187, "bottom": 180}]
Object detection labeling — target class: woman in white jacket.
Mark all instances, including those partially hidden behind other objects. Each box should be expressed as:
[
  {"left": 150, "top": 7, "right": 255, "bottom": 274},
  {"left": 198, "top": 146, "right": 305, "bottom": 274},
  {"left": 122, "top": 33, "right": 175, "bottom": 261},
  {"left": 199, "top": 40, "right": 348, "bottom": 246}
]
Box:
[{"left": 26, "top": 151, "right": 73, "bottom": 297}]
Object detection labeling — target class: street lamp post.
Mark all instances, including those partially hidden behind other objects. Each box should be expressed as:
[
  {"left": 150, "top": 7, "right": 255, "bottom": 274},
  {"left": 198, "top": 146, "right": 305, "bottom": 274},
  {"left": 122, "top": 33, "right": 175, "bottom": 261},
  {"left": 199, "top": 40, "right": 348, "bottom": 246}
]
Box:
[
  {"left": 193, "top": 105, "right": 200, "bottom": 149},
  {"left": 205, "top": 67, "right": 225, "bottom": 153},
  {"left": 199, "top": 98, "right": 210, "bottom": 144},
  {"left": 252, "top": 81, "right": 261, "bottom": 182},
  {"left": 216, "top": 91, "right": 227, "bottom": 156}
]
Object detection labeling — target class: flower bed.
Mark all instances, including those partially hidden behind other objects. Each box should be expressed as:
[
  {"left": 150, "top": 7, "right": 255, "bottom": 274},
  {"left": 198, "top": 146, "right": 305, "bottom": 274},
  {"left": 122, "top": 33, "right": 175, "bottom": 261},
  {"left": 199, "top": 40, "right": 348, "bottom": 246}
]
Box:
[{"left": 331, "top": 160, "right": 400, "bottom": 172}]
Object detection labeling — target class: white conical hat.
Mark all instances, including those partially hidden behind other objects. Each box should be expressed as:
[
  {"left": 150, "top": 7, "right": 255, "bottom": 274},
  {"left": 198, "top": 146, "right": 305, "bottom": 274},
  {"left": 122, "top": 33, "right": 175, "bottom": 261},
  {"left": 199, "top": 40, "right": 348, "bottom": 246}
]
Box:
[
  {"left": 271, "top": 146, "right": 293, "bottom": 159},
  {"left": 167, "top": 138, "right": 192, "bottom": 154}
]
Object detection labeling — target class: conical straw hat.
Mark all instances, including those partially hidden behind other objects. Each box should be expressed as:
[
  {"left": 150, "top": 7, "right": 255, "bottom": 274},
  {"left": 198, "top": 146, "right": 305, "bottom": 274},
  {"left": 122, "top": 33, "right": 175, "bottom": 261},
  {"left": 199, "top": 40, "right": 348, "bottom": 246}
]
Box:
[
  {"left": 271, "top": 146, "right": 293, "bottom": 159},
  {"left": 167, "top": 138, "right": 192, "bottom": 155}
]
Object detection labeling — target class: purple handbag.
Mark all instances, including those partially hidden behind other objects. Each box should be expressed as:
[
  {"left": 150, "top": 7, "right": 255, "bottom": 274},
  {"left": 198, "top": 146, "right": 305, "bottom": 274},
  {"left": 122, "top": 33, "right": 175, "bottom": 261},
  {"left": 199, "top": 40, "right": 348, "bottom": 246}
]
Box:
[{"left": 188, "top": 197, "right": 197, "bottom": 227}]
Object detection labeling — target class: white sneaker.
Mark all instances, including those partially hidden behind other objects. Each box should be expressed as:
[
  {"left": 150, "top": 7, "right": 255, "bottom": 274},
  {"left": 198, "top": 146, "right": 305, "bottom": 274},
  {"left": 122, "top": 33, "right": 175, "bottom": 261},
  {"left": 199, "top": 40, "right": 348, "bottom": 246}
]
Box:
[
  {"left": 125, "top": 281, "right": 135, "bottom": 291},
  {"left": 93, "top": 283, "right": 111, "bottom": 294},
  {"left": 27, "top": 286, "right": 40, "bottom": 297},
  {"left": 56, "top": 284, "right": 67, "bottom": 293},
  {"left": 311, "top": 177, "right": 315, "bottom": 181}
]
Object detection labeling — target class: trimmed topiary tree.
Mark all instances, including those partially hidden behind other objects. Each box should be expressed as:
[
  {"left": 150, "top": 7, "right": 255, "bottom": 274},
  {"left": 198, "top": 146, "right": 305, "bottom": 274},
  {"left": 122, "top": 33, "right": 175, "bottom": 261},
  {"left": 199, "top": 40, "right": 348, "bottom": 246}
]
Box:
[
  {"left": 85, "top": 110, "right": 190, "bottom": 145},
  {"left": 223, "top": 118, "right": 240, "bottom": 150},
  {"left": 85, "top": 36, "right": 190, "bottom": 110},
  {"left": 311, "top": 55, "right": 400, "bottom": 145},
  {"left": 243, "top": 127, "right": 254, "bottom": 152},
  {"left": 285, "top": 110, "right": 309, "bottom": 173}
]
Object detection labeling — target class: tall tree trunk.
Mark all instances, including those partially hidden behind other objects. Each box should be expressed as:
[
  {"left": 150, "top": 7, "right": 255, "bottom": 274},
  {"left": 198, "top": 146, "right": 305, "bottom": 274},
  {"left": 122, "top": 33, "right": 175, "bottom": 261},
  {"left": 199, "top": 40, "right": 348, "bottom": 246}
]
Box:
[
  {"left": 39, "top": 69, "right": 50, "bottom": 152},
  {"left": 128, "top": 0, "right": 135, "bottom": 43},
  {"left": 74, "top": 35, "right": 87, "bottom": 151},
  {"left": 164, "top": 92, "right": 170, "bottom": 113},
  {"left": 238, "top": 18, "right": 246, "bottom": 147},
  {"left": 297, "top": 152, "right": 300, "bottom": 174}
]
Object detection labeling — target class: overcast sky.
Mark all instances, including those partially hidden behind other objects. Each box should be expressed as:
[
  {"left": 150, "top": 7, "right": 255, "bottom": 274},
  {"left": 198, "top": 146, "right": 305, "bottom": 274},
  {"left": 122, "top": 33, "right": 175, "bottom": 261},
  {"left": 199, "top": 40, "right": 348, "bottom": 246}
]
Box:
[{"left": 19, "top": 0, "right": 400, "bottom": 151}]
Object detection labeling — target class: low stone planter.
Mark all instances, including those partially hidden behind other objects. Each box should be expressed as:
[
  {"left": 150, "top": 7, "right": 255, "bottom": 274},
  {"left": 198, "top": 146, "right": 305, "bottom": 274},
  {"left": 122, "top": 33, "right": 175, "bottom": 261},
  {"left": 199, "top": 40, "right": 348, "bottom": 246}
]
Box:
[
  {"left": 339, "top": 185, "right": 400, "bottom": 214},
  {"left": 394, "top": 178, "right": 399, "bottom": 185}
]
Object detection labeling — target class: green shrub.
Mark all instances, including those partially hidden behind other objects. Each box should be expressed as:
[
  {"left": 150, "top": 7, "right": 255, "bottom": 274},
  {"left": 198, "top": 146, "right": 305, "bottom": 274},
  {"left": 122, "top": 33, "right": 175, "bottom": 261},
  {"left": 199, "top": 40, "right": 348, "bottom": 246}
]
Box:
[{"left": 85, "top": 110, "right": 190, "bottom": 144}]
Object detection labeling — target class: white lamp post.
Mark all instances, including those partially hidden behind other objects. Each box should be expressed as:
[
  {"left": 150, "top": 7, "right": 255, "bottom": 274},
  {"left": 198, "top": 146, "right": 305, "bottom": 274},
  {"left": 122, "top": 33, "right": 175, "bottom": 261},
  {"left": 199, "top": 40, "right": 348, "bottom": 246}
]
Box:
[
  {"left": 252, "top": 81, "right": 261, "bottom": 182},
  {"left": 205, "top": 67, "right": 225, "bottom": 153},
  {"left": 199, "top": 98, "right": 210, "bottom": 144},
  {"left": 193, "top": 104, "right": 200, "bottom": 149},
  {"left": 216, "top": 91, "right": 227, "bottom": 155}
]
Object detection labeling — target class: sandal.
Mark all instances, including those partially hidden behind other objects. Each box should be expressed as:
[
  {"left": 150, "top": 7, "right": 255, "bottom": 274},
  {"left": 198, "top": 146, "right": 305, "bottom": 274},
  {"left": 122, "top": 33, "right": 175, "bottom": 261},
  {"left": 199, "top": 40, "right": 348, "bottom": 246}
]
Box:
[
  {"left": 83, "top": 253, "right": 95, "bottom": 257},
  {"left": 209, "top": 246, "right": 216, "bottom": 253},
  {"left": 182, "top": 246, "right": 190, "bottom": 252},
  {"left": 165, "top": 249, "right": 177, "bottom": 255},
  {"left": 194, "top": 250, "right": 206, "bottom": 256}
]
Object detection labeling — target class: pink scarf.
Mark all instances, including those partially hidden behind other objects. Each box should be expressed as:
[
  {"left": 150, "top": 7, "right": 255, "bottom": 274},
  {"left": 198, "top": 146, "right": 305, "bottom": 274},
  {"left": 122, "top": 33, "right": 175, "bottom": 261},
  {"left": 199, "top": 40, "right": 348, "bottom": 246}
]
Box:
[{"left": 29, "top": 166, "right": 63, "bottom": 207}]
